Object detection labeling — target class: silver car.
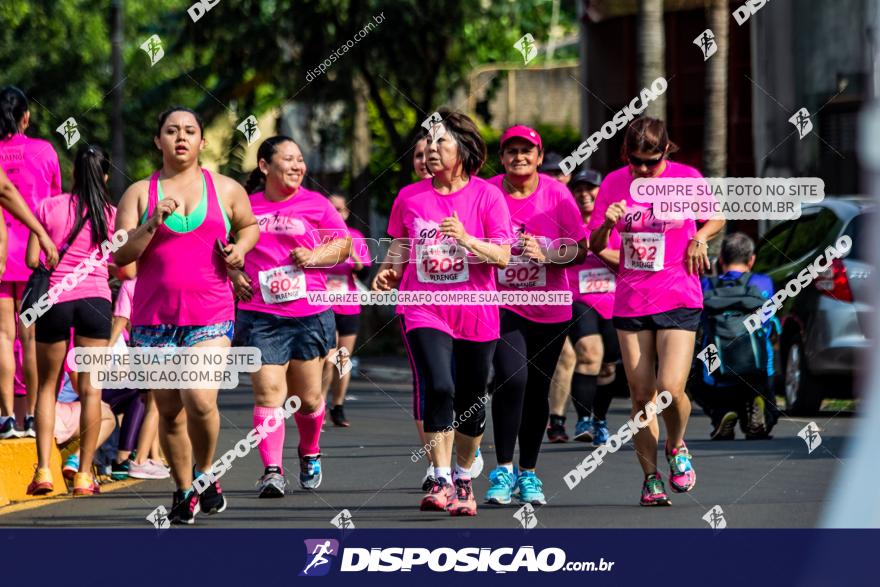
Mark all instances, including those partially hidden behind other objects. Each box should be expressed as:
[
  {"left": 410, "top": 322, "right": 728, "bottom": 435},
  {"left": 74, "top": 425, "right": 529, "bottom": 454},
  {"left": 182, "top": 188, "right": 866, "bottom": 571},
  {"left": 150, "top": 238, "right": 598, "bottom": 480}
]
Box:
[{"left": 752, "top": 198, "right": 874, "bottom": 415}]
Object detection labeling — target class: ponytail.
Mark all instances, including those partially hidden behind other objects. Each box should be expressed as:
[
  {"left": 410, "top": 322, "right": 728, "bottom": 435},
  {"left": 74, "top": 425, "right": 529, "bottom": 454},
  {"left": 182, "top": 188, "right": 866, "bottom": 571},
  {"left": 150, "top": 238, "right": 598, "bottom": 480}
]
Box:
[
  {"left": 243, "top": 135, "right": 297, "bottom": 194},
  {"left": 70, "top": 145, "right": 113, "bottom": 247},
  {"left": 0, "top": 86, "right": 28, "bottom": 141},
  {"left": 244, "top": 167, "right": 266, "bottom": 194}
]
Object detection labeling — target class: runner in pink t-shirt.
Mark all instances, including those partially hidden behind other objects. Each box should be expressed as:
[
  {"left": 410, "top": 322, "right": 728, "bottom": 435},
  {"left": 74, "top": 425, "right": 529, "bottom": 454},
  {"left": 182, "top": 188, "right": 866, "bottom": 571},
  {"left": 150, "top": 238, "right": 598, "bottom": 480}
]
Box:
[
  {"left": 588, "top": 117, "right": 724, "bottom": 507},
  {"left": 321, "top": 194, "right": 372, "bottom": 428},
  {"left": 229, "top": 135, "right": 350, "bottom": 499},
  {"left": 373, "top": 110, "right": 512, "bottom": 517},
  {"left": 0, "top": 86, "right": 63, "bottom": 440},
  {"left": 548, "top": 169, "right": 621, "bottom": 447},
  {"left": 24, "top": 145, "right": 133, "bottom": 498},
  {"left": 484, "top": 126, "right": 586, "bottom": 507},
  {"left": 114, "top": 107, "right": 259, "bottom": 524}
]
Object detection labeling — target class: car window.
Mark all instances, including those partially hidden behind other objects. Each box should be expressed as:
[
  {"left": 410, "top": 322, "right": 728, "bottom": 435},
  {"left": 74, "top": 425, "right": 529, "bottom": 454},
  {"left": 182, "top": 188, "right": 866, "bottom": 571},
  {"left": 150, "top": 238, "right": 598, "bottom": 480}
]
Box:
[
  {"left": 785, "top": 209, "right": 840, "bottom": 261},
  {"left": 843, "top": 212, "right": 873, "bottom": 261},
  {"left": 754, "top": 220, "right": 796, "bottom": 272}
]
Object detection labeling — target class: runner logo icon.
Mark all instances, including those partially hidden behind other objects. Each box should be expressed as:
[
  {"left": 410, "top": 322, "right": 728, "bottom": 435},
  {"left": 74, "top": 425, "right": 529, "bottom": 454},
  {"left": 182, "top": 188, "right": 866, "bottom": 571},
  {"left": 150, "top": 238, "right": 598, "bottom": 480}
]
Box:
[{"left": 300, "top": 539, "right": 340, "bottom": 577}]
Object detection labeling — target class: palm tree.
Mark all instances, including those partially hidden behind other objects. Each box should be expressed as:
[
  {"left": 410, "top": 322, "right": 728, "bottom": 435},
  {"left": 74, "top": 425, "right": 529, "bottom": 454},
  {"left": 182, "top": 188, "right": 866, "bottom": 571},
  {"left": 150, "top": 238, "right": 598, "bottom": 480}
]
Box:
[
  {"left": 704, "top": 0, "right": 729, "bottom": 255},
  {"left": 637, "top": 0, "right": 666, "bottom": 118}
]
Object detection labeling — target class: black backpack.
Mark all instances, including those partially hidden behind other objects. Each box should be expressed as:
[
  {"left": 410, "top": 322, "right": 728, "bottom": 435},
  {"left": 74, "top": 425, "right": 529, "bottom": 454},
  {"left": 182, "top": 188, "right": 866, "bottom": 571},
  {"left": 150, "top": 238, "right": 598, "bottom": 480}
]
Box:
[{"left": 701, "top": 272, "right": 770, "bottom": 383}]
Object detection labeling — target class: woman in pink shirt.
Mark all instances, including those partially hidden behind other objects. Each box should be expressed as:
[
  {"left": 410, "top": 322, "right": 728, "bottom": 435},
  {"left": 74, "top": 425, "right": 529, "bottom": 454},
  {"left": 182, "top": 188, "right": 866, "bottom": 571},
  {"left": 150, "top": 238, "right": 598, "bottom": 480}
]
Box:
[
  {"left": 373, "top": 110, "right": 512, "bottom": 517},
  {"left": 229, "top": 135, "right": 351, "bottom": 498},
  {"left": 0, "top": 86, "right": 63, "bottom": 440},
  {"left": 589, "top": 117, "right": 725, "bottom": 506},
  {"left": 320, "top": 193, "right": 371, "bottom": 428},
  {"left": 485, "top": 126, "right": 586, "bottom": 507},
  {"left": 114, "top": 107, "right": 259, "bottom": 524},
  {"left": 24, "top": 145, "right": 132, "bottom": 496}
]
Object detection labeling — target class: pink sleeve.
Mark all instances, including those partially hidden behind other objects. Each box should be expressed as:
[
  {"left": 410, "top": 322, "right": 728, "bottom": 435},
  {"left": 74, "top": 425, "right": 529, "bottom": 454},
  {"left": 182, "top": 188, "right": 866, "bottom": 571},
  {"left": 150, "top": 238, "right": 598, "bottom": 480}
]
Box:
[
  {"left": 354, "top": 231, "right": 371, "bottom": 268},
  {"left": 483, "top": 187, "right": 513, "bottom": 242},
  {"left": 557, "top": 188, "right": 585, "bottom": 240},
  {"left": 387, "top": 192, "right": 406, "bottom": 239},
  {"left": 587, "top": 179, "right": 613, "bottom": 232},
  {"left": 48, "top": 151, "right": 62, "bottom": 196},
  {"left": 114, "top": 280, "right": 134, "bottom": 319}
]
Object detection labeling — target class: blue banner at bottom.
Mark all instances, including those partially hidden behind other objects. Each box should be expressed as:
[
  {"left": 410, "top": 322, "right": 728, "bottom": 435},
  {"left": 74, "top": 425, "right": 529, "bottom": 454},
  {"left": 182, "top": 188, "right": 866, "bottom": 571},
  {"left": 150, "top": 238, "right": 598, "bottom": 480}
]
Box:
[{"left": 1, "top": 529, "right": 875, "bottom": 586}]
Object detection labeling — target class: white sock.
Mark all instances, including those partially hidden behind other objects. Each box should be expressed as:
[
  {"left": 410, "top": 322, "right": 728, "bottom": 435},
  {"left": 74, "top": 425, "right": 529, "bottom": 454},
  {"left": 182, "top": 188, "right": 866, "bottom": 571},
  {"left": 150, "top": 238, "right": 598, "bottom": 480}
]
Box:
[
  {"left": 500, "top": 463, "right": 514, "bottom": 474},
  {"left": 453, "top": 463, "right": 471, "bottom": 481},
  {"left": 434, "top": 467, "right": 452, "bottom": 484}
]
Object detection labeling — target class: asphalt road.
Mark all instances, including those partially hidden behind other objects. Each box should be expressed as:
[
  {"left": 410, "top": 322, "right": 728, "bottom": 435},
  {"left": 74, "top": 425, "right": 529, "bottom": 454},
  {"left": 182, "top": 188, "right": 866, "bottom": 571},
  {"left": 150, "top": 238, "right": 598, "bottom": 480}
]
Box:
[{"left": 0, "top": 358, "right": 853, "bottom": 528}]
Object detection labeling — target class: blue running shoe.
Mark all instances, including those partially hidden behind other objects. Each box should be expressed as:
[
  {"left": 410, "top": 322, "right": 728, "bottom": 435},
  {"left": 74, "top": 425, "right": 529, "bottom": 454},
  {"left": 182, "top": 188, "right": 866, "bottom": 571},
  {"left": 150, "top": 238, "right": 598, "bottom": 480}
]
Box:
[
  {"left": 573, "top": 417, "right": 593, "bottom": 442},
  {"left": 514, "top": 470, "right": 546, "bottom": 505},
  {"left": 591, "top": 419, "right": 610, "bottom": 445},
  {"left": 484, "top": 467, "right": 515, "bottom": 505},
  {"left": 300, "top": 453, "right": 323, "bottom": 490}
]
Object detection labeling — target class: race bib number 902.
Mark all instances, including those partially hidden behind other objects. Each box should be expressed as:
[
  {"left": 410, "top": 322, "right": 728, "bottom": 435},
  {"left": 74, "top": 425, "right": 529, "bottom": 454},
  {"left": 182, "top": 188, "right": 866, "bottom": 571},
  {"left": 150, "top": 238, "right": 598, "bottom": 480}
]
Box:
[
  {"left": 622, "top": 232, "right": 664, "bottom": 272},
  {"left": 259, "top": 265, "right": 307, "bottom": 304},
  {"left": 416, "top": 243, "right": 469, "bottom": 284}
]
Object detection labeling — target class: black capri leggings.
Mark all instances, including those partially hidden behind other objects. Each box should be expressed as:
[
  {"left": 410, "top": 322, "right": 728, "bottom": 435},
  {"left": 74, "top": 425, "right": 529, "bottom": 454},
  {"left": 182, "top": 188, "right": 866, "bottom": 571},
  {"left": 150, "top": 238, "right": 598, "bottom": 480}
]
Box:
[
  {"left": 491, "top": 309, "right": 569, "bottom": 470},
  {"left": 404, "top": 327, "right": 495, "bottom": 437}
]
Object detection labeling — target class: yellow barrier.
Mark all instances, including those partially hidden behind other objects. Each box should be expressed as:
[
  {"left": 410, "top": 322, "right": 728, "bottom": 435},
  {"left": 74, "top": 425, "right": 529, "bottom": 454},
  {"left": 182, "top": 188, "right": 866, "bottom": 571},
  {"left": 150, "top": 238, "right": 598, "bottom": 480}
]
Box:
[{"left": 0, "top": 437, "right": 66, "bottom": 506}]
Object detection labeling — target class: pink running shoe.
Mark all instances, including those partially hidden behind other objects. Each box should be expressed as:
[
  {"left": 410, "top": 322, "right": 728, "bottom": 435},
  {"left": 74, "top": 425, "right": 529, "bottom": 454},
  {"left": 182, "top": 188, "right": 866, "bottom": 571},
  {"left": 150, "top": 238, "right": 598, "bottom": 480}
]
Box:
[
  {"left": 420, "top": 478, "right": 455, "bottom": 511},
  {"left": 667, "top": 445, "right": 696, "bottom": 493},
  {"left": 640, "top": 473, "right": 671, "bottom": 506},
  {"left": 129, "top": 460, "right": 171, "bottom": 480}
]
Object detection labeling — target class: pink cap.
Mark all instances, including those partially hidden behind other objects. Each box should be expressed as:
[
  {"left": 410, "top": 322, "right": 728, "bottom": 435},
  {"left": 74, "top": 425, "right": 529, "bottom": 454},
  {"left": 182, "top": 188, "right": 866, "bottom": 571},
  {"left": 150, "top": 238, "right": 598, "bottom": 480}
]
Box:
[{"left": 500, "top": 125, "right": 542, "bottom": 150}]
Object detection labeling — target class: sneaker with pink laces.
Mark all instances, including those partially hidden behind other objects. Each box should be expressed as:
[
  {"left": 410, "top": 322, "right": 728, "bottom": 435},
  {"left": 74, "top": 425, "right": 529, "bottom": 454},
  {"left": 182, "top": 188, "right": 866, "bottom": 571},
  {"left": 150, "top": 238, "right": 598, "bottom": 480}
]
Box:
[
  {"left": 640, "top": 472, "right": 671, "bottom": 506},
  {"left": 129, "top": 460, "right": 171, "bottom": 480},
  {"left": 420, "top": 478, "right": 455, "bottom": 511},
  {"left": 667, "top": 444, "right": 696, "bottom": 493}
]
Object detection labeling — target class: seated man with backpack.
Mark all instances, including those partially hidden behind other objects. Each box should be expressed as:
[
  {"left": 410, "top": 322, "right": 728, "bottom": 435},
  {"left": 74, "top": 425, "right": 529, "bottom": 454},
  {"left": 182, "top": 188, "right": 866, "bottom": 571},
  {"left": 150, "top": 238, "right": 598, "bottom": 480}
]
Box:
[{"left": 695, "top": 232, "right": 781, "bottom": 440}]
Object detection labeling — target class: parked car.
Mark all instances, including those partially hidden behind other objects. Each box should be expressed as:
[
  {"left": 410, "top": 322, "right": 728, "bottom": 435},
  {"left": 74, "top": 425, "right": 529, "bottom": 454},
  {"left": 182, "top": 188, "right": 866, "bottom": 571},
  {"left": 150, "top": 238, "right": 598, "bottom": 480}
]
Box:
[{"left": 752, "top": 197, "right": 874, "bottom": 415}]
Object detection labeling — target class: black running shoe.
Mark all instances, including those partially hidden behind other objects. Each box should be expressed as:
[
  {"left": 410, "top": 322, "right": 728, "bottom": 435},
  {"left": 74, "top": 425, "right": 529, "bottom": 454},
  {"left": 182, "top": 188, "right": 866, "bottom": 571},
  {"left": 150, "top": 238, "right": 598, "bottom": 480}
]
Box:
[
  {"left": 198, "top": 478, "right": 227, "bottom": 515},
  {"left": 710, "top": 411, "right": 737, "bottom": 440},
  {"left": 111, "top": 459, "right": 130, "bottom": 480},
  {"left": 170, "top": 489, "right": 200, "bottom": 525},
  {"left": 547, "top": 415, "right": 568, "bottom": 443},
  {"left": 329, "top": 405, "right": 349, "bottom": 427}
]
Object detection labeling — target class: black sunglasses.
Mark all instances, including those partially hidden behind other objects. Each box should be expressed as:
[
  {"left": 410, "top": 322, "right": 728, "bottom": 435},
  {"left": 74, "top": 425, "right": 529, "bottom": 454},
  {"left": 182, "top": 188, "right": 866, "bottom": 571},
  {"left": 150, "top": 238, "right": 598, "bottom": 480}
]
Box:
[{"left": 627, "top": 154, "right": 664, "bottom": 168}]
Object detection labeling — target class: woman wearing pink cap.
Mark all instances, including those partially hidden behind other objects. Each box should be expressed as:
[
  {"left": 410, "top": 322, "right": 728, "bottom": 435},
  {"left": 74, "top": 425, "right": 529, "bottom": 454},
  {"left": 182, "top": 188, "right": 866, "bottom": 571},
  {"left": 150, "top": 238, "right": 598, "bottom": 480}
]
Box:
[
  {"left": 485, "top": 125, "right": 586, "bottom": 507},
  {"left": 0, "top": 86, "right": 63, "bottom": 440},
  {"left": 114, "top": 106, "right": 259, "bottom": 524},
  {"left": 374, "top": 110, "right": 512, "bottom": 517},
  {"left": 589, "top": 117, "right": 724, "bottom": 506},
  {"left": 231, "top": 135, "right": 351, "bottom": 498}
]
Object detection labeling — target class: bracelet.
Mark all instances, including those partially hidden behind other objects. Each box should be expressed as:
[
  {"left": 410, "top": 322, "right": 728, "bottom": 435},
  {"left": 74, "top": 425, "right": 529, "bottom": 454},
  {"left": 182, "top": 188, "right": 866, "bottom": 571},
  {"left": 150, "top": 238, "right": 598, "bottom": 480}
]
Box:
[{"left": 691, "top": 238, "right": 706, "bottom": 247}]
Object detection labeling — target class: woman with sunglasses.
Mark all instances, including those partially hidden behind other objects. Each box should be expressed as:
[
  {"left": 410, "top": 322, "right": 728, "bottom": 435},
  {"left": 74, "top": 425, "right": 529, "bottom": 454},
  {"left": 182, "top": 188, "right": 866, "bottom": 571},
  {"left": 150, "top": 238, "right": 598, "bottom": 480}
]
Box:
[{"left": 589, "top": 117, "right": 724, "bottom": 506}]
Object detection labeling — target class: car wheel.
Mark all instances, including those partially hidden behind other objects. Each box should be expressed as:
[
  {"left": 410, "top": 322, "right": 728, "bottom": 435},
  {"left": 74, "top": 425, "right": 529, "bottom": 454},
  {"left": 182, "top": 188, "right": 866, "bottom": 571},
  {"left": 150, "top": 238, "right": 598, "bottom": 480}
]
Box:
[{"left": 784, "top": 338, "right": 823, "bottom": 416}]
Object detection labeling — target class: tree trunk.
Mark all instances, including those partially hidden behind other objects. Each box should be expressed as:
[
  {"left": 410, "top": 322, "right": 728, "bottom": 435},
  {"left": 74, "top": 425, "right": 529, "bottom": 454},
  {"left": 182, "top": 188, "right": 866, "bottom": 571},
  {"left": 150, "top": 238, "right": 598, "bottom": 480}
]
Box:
[
  {"left": 637, "top": 0, "right": 666, "bottom": 119},
  {"left": 109, "top": 0, "right": 126, "bottom": 201},
  {"left": 349, "top": 73, "right": 371, "bottom": 238},
  {"left": 704, "top": 0, "right": 729, "bottom": 257}
]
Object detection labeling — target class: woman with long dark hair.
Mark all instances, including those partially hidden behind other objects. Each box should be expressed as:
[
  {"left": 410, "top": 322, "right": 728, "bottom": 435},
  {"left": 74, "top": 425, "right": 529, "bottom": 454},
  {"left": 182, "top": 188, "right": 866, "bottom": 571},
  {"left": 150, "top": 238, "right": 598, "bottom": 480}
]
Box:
[
  {"left": 230, "top": 135, "right": 350, "bottom": 498},
  {"left": 589, "top": 117, "right": 724, "bottom": 506},
  {"left": 0, "top": 86, "right": 62, "bottom": 439},
  {"left": 114, "top": 106, "right": 258, "bottom": 523},
  {"left": 25, "top": 145, "right": 131, "bottom": 496}
]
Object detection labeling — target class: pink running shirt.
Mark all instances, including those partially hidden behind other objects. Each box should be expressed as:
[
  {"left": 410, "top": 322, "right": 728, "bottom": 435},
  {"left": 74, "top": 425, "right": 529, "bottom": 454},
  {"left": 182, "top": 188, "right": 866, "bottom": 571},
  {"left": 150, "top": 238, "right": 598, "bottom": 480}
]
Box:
[
  {"left": 387, "top": 177, "right": 513, "bottom": 342},
  {"left": 325, "top": 227, "right": 371, "bottom": 316},
  {"left": 0, "top": 134, "right": 62, "bottom": 281},
  {"left": 488, "top": 174, "right": 583, "bottom": 323},
  {"left": 36, "top": 194, "right": 116, "bottom": 305},
  {"left": 587, "top": 161, "right": 704, "bottom": 317},
  {"left": 566, "top": 225, "right": 621, "bottom": 319},
  {"left": 238, "top": 188, "right": 348, "bottom": 319}
]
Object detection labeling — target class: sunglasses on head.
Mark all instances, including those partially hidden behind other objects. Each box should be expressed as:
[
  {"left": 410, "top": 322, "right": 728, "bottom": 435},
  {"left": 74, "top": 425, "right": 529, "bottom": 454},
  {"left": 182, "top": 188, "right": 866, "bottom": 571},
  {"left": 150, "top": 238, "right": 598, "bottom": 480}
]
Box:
[{"left": 627, "top": 154, "right": 664, "bottom": 168}]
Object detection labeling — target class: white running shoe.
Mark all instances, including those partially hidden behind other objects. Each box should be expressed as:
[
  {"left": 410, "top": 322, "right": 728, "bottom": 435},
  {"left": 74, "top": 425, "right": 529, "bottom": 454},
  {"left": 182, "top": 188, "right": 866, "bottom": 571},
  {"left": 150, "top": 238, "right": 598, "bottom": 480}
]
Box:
[{"left": 471, "top": 448, "right": 484, "bottom": 479}]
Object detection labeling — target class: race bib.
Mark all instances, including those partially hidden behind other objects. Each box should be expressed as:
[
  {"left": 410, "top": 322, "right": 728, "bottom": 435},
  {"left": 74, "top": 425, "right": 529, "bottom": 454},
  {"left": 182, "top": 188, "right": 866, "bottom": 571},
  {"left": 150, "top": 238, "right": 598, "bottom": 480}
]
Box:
[
  {"left": 578, "top": 267, "right": 615, "bottom": 294},
  {"left": 498, "top": 261, "right": 547, "bottom": 288},
  {"left": 325, "top": 273, "right": 349, "bottom": 293},
  {"left": 416, "top": 243, "right": 469, "bottom": 284},
  {"left": 258, "top": 265, "right": 307, "bottom": 304},
  {"left": 622, "top": 232, "right": 664, "bottom": 272}
]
